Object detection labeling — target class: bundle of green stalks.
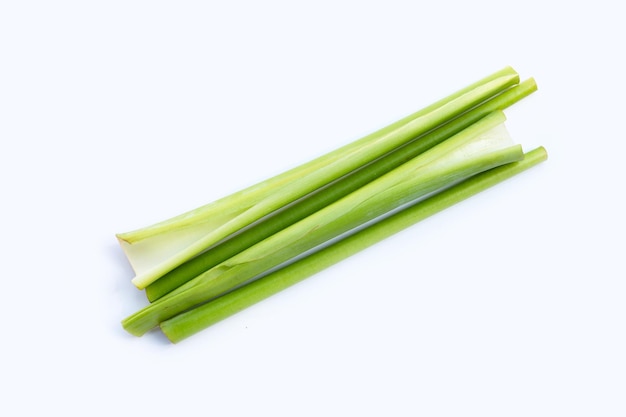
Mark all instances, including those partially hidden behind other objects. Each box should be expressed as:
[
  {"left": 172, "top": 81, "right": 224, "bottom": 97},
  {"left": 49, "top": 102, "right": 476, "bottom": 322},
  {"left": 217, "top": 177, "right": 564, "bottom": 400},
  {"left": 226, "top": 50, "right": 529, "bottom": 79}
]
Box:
[{"left": 118, "top": 66, "right": 547, "bottom": 343}]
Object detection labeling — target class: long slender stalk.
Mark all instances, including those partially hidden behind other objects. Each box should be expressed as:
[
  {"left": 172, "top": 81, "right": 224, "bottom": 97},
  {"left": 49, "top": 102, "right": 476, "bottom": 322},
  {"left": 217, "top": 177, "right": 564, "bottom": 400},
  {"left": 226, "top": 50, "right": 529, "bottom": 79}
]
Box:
[
  {"left": 118, "top": 67, "right": 520, "bottom": 289},
  {"left": 160, "top": 146, "right": 548, "bottom": 343},
  {"left": 122, "top": 111, "right": 523, "bottom": 336},
  {"left": 146, "top": 78, "right": 537, "bottom": 301}
]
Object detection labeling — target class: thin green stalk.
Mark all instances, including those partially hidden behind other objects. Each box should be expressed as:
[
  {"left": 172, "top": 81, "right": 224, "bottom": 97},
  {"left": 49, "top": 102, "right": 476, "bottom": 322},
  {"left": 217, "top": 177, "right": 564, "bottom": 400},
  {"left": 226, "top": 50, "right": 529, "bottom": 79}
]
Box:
[
  {"left": 145, "top": 78, "right": 537, "bottom": 301},
  {"left": 118, "top": 67, "right": 520, "bottom": 289},
  {"left": 160, "top": 146, "right": 548, "bottom": 343},
  {"left": 122, "top": 111, "right": 523, "bottom": 335}
]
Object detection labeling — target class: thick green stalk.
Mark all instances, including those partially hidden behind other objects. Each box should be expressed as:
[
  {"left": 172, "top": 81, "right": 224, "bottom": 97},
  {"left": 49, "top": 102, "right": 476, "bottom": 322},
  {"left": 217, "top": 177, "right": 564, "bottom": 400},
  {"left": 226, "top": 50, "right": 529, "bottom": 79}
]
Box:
[
  {"left": 145, "top": 78, "right": 537, "bottom": 301},
  {"left": 122, "top": 111, "right": 523, "bottom": 335},
  {"left": 118, "top": 67, "right": 520, "bottom": 289},
  {"left": 160, "top": 146, "right": 548, "bottom": 343},
  {"left": 119, "top": 67, "right": 519, "bottom": 243}
]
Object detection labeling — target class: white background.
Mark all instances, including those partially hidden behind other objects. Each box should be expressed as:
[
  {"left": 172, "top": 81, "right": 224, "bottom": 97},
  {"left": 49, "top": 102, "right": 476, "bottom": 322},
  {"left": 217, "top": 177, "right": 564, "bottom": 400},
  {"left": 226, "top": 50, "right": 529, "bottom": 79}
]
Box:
[{"left": 1, "top": 1, "right": 624, "bottom": 416}]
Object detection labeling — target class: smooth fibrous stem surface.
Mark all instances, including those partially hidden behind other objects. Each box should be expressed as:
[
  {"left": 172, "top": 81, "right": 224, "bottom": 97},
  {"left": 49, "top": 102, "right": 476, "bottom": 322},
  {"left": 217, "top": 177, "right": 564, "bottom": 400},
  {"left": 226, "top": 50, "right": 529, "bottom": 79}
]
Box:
[{"left": 160, "top": 147, "right": 548, "bottom": 343}]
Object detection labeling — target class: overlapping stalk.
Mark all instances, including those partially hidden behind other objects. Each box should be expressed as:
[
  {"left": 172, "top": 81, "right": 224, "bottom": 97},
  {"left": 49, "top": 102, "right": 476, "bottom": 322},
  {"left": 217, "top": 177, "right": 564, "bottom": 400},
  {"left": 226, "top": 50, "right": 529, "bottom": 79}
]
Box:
[
  {"left": 123, "top": 110, "right": 524, "bottom": 336},
  {"left": 160, "top": 146, "right": 547, "bottom": 343},
  {"left": 145, "top": 78, "right": 537, "bottom": 302},
  {"left": 118, "top": 67, "right": 519, "bottom": 290},
  {"left": 117, "top": 67, "right": 547, "bottom": 341}
]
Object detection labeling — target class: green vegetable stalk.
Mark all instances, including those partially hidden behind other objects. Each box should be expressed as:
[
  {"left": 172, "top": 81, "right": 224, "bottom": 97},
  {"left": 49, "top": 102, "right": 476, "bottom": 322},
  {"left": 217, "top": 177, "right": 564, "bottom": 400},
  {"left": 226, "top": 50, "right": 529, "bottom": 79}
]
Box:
[
  {"left": 117, "top": 67, "right": 547, "bottom": 343},
  {"left": 160, "top": 147, "right": 548, "bottom": 343},
  {"left": 122, "top": 110, "right": 524, "bottom": 336},
  {"left": 145, "top": 78, "right": 538, "bottom": 302},
  {"left": 117, "top": 67, "right": 520, "bottom": 290}
]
